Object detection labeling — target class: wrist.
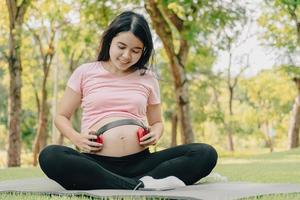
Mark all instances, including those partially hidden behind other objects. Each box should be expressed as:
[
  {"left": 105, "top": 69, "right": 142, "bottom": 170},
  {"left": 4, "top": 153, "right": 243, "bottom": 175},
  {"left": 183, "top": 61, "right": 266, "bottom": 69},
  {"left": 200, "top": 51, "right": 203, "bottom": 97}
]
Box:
[
  {"left": 69, "top": 131, "right": 80, "bottom": 144},
  {"left": 149, "top": 122, "right": 163, "bottom": 138}
]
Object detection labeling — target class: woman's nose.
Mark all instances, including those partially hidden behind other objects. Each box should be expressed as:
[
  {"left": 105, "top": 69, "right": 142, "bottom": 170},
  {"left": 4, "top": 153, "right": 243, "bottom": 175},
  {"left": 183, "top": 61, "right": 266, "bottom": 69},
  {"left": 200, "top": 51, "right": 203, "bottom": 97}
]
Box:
[{"left": 122, "top": 50, "right": 131, "bottom": 59}]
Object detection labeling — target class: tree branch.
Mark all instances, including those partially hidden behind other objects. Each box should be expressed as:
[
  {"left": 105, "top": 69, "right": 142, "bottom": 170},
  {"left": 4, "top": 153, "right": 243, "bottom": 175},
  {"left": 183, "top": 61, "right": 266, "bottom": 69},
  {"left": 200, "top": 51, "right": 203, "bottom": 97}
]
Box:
[
  {"left": 16, "top": 0, "right": 31, "bottom": 24},
  {"left": 160, "top": 6, "right": 183, "bottom": 31},
  {"left": 287, "top": 3, "right": 300, "bottom": 44},
  {"left": 26, "top": 24, "right": 45, "bottom": 60},
  {"left": 6, "top": 0, "right": 16, "bottom": 26},
  {"left": 24, "top": 73, "right": 40, "bottom": 113},
  {"left": 160, "top": 3, "right": 189, "bottom": 64},
  {"left": 145, "top": 0, "right": 175, "bottom": 56}
]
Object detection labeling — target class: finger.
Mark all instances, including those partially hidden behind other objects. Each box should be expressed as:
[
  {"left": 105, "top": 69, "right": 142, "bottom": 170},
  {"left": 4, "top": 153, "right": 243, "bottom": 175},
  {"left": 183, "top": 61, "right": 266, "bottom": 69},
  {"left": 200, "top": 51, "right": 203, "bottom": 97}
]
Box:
[
  {"left": 85, "top": 134, "right": 98, "bottom": 140},
  {"left": 140, "top": 135, "right": 156, "bottom": 145},
  {"left": 83, "top": 144, "right": 102, "bottom": 152},
  {"left": 140, "top": 133, "right": 153, "bottom": 142},
  {"left": 150, "top": 140, "right": 157, "bottom": 146},
  {"left": 87, "top": 140, "right": 103, "bottom": 147},
  {"left": 81, "top": 145, "right": 92, "bottom": 153},
  {"left": 88, "top": 130, "right": 97, "bottom": 135},
  {"left": 89, "top": 146, "right": 103, "bottom": 152},
  {"left": 140, "top": 140, "right": 155, "bottom": 147},
  {"left": 83, "top": 130, "right": 96, "bottom": 135}
]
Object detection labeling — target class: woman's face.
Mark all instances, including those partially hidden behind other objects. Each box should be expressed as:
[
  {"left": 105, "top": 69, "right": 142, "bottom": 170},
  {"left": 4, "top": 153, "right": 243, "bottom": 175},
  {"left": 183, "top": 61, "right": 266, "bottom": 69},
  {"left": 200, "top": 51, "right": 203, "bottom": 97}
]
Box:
[{"left": 108, "top": 31, "right": 144, "bottom": 74}]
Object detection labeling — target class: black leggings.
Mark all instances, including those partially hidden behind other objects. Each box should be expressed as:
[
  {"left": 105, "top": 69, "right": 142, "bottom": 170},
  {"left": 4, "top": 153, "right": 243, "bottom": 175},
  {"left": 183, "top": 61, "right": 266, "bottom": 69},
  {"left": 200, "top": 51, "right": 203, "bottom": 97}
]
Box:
[{"left": 39, "top": 143, "right": 218, "bottom": 190}]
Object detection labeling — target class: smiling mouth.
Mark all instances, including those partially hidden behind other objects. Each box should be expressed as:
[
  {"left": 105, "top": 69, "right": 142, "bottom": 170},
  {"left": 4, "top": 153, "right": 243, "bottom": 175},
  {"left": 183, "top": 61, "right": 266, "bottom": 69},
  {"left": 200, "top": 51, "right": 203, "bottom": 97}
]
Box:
[{"left": 119, "top": 58, "right": 130, "bottom": 64}]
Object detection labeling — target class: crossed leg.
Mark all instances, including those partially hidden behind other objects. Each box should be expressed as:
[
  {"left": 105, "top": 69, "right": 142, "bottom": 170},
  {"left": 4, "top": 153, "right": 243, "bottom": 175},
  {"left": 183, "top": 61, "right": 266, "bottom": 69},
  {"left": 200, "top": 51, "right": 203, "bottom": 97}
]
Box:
[{"left": 39, "top": 143, "right": 218, "bottom": 190}]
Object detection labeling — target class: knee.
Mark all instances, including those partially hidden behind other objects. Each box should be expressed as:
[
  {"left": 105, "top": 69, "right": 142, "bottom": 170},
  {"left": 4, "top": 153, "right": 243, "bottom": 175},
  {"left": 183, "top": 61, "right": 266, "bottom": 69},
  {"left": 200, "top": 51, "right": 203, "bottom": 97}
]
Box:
[
  {"left": 39, "top": 145, "right": 66, "bottom": 169},
  {"left": 190, "top": 143, "right": 218, "bottom": 168},
  {"left": 203, "top": 144, "right": 218, "bottom": 166}
]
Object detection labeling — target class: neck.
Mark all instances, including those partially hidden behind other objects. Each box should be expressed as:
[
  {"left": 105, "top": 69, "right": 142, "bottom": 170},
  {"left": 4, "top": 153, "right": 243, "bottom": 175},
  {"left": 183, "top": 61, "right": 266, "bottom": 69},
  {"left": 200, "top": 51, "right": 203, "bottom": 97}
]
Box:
[{"left": 102, "top": 61, "right": 135, "bottom": 76}]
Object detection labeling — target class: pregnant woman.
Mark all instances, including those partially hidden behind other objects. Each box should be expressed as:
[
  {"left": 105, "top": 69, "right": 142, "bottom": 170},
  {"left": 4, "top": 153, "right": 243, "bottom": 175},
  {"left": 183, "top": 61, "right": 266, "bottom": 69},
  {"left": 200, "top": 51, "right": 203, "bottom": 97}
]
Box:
[{"left": 39, "top": 11, "right": 218, "bottom": 190}]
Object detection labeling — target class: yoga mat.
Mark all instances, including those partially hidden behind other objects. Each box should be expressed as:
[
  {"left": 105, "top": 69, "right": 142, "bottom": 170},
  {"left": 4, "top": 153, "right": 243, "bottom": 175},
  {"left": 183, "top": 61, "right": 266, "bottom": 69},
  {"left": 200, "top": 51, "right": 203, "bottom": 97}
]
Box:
[{"left": 0, "top": 177, "right": 300, "bottom": 200}]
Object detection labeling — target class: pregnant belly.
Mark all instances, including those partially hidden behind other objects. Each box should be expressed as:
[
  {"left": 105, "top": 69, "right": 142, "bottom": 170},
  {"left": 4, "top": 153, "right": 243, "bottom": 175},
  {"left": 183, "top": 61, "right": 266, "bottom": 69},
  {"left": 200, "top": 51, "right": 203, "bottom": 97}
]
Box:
[{"left": 89, "top": 116, "right": 147, "bottom": 157}]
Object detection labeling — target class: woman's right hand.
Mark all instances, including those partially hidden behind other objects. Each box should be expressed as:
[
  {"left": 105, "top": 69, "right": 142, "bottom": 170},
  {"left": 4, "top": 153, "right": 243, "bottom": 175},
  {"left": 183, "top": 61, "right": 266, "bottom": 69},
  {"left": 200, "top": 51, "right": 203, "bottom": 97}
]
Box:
[{"left": 72, "top": 130, "right": 103, "bottom": 153}]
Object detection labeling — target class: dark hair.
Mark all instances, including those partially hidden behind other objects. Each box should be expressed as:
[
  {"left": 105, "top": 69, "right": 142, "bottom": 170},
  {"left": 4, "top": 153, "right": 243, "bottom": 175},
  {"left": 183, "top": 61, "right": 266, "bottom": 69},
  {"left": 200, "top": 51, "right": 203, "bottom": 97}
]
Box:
[{"left": 97, "top": 11, "right": 154, "bottom": 72}]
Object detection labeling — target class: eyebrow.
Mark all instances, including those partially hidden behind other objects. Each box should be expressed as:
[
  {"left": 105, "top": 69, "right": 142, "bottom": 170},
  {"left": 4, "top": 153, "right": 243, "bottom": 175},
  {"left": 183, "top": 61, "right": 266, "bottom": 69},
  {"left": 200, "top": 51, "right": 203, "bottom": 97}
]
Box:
[{"left": 117, "top": 42, "right": 143, "bottom": 50}]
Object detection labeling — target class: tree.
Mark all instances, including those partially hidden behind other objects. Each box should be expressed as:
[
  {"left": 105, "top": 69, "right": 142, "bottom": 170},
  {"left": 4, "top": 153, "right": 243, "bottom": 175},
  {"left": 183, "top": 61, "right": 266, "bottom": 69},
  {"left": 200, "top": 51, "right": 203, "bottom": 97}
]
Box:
[
  {"left": 258, "top": 0, "right": 300, "bottom": 148},
  {"left": 29, "top": 21, "right": 57, "bottom": 166},
  {"left": 145, "top": 0, "right": 246, "bottom": 144},
  {"left": 241, "top": 69, "right": 295, "bottom": 151},
  {"left": 25, "top": 0, "right": 71, "bottom": 166},
  {"left": 214, "top": 16, "right": 251, "bottom": 151},
  {"left": 6, "top": 0, "right": 31, "bottom": 167},
  {"left": 145, "top": 0, "right": 194, "bottom": 144}
]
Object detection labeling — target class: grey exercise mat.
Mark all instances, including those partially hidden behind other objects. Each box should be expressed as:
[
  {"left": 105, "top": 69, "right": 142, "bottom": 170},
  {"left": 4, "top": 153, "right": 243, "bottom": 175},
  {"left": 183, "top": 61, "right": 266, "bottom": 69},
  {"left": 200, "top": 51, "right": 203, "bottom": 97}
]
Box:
[{"left": 0, "top": 177, "right": 300, "bottom": 200}]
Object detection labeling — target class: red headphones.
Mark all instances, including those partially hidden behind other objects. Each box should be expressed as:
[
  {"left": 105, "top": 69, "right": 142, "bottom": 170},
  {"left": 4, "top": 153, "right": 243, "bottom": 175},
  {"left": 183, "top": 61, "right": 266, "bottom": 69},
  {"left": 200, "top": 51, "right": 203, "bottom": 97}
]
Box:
[
  {"left": 137, "top": 127, "right": 150, "bottom": 142},
  {"left": 93, "top": 119, "right": 149, "bottom": 144}
]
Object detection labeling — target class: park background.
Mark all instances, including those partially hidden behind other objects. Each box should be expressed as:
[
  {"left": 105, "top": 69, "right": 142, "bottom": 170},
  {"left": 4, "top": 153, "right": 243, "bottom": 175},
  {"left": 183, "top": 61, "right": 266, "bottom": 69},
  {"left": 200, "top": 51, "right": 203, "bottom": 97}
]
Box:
[{"left": 0, "top": 0, "right": 300, "bottom": 168}]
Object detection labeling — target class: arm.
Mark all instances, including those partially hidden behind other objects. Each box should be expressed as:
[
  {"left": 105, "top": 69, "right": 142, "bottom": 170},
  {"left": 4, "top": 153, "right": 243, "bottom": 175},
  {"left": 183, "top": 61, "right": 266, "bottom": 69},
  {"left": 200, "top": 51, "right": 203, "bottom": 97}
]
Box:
[
  {"left": 54, "top": 87, "right": 81, "bottom": 141},
  {"left": 55, "top": 87, "right": 102, "bottom": 152},
  {"left": 139, "top": 104, "right": 164, "bottom": 146}
]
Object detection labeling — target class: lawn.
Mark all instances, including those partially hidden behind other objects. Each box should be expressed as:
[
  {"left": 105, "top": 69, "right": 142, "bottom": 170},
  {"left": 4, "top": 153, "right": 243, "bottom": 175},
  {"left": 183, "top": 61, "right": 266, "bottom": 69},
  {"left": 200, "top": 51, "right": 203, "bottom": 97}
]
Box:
[
  {"left": 0, "top": 148, "right": 299, "bottom": 200},
  {"left": 214, "top": 147, "right": 300, "bottom": 184}
]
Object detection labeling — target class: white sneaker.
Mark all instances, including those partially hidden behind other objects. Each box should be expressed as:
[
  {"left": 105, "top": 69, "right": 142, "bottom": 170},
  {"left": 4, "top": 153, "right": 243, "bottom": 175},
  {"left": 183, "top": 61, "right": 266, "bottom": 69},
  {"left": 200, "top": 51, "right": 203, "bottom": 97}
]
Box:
[{"left": 139, "top": 176, "right": 186, "bottom": 191}]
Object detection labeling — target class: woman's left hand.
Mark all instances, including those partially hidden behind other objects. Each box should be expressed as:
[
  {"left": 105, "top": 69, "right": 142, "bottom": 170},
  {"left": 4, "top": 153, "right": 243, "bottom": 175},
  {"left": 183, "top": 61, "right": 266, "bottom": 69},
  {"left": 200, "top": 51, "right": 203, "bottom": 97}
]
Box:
[{"left": 139, "top": 130, "right": 159, "bottom": 147}]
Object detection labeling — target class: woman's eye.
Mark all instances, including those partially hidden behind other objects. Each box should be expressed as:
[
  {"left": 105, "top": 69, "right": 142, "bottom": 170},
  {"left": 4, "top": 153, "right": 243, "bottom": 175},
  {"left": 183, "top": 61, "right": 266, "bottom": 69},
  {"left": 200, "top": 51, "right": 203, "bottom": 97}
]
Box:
[
  {"left": 132, "top": 50, "right": 141, "bottom": 54},
  {"left": 118, "top": 46, "right": 126, "bottom": 49}
]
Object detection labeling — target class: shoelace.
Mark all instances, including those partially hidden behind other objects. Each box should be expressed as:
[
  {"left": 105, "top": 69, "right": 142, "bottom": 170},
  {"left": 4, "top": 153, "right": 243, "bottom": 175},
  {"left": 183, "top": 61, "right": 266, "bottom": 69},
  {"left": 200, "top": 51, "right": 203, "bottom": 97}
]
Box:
[
  {"left": 129, "top": 181, "right": 144, "bottom": 199},
  {"left": 133, "top": 181, "right": 143, "bottom": 191}
]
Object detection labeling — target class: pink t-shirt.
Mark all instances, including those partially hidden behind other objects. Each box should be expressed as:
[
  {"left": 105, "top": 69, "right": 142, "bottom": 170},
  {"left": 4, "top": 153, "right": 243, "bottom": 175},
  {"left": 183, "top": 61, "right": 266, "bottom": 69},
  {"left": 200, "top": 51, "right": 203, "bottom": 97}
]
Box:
[{"left": 67, "top": 61, "right": 160, "bottom": 132}]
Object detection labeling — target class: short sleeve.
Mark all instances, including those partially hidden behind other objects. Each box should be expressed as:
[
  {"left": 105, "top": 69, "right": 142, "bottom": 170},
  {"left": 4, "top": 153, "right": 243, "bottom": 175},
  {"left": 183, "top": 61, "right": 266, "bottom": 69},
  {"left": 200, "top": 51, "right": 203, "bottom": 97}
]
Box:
[
  {"left": 67, "top": 65, "right": 84, "bottom": 96},
  {"left": 148, "top": 77, "right": 161, "bottom": 105}
]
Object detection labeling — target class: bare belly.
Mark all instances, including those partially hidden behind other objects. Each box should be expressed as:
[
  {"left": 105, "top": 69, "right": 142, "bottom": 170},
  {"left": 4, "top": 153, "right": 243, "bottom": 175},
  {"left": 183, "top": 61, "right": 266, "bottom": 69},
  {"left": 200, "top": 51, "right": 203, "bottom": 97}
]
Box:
[{"left": 89, "top": 116, "right": 147, "bottom": 157}]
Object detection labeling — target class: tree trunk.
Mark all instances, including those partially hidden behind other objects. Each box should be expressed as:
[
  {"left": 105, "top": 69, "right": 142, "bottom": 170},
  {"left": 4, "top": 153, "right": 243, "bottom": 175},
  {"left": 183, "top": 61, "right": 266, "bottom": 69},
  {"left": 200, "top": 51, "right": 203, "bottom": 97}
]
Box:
[
  {"left": 175, "top": 71, "right": 194, "bottom": 144},
  {"left": 263, "top": 122, "right": 274, "bottom": 152},
  {"left": 171, "top": 111, "right": 178, "bottom": 147},
  {"left": 33, "top": 79, "right": 49, "bottom": 166},
  {"left": 51, "top": 55, "right": 64, "bottom": 145},
  {"left": 227, "top": 127, "right": 234, "bottom": 152},
  {"left": 51, "top": 56, "right": 58, "bottom": 144},
  {"left": 287, "top": 0, "right": 300, "bottom": 149},
  {"left": 6, "top": 0, "right": 31, "bottom": 167},
  {"left": 223, "top": 121, "right": 234, "bottom": 152},
  {"left": 30, "top": 26, "right": 56, "bottom": 166},
  {"left": 32, "top": 52, "right": 53, "bottom": 165},
  {"left": 7, "top": 49, "right": 22, "bottom": 167},
  {"left": 288, "top": 78, "right": 300, "bottom": 149},
  {"left": 227, "top": 86, "right": 235, "bottom": 152},
  {"left": 145, "top": 0, "right": 194, "bottom": 144}
]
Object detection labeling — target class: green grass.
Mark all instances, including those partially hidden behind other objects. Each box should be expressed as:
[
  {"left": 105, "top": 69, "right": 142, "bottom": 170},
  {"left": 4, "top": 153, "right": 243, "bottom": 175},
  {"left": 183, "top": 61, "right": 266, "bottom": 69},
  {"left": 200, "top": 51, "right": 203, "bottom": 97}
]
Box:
[
  {"left": 213, "top": 147, "right": 300, "bottom": 184},
  {"left": 0, "top": 193, "right": 95, "bottom": 200},
  {"left": 0, "top": 192, "right": 166, "bottom": 200},
  {"left": 0, "top": 192, "right": 167, "bottom": 200},
  {"left": 212, "top": 148, "right": 300, "bottom": 200},
  {"left": 241, "top": 192, "right": 300, "bottom": 200},
  {"left": 0, "top": 148, "right": 300, "bottom": 199}
]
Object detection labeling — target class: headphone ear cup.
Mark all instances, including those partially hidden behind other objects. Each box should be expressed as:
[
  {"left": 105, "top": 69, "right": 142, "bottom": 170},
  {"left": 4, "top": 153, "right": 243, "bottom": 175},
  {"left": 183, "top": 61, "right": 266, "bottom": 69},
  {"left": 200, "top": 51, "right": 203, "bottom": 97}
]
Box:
[
  {"left": 96, "top": 135, "right": 104, "bottom": 144},
  {"left": 137, "top": 127, "right": 150, "bottom": 142},
  {"left": 137, "top": 127, "right": 145, "bottom": 142}
]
